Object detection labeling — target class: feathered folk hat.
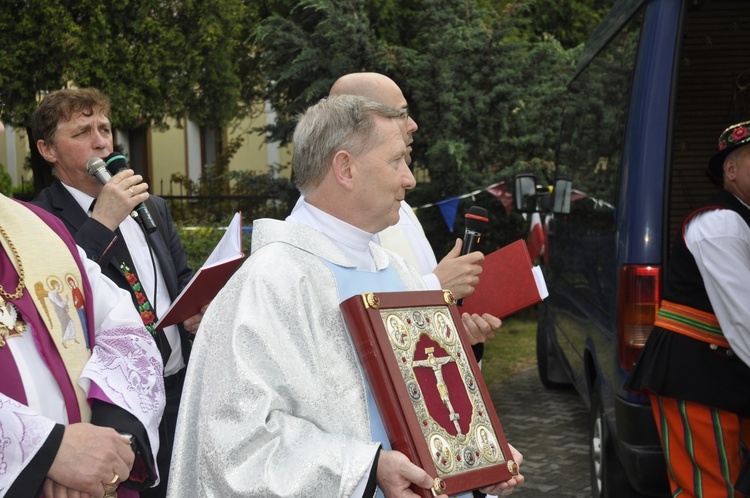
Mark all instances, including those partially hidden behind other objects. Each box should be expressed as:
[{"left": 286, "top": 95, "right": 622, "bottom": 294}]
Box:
[{"left": 709, "top": 120, "right": 750, "bottom": 180}]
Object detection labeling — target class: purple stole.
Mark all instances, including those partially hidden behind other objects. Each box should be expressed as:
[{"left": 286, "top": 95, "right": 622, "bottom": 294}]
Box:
[{"left": 0, "top": 200, "right": 95, "bottom": 424}]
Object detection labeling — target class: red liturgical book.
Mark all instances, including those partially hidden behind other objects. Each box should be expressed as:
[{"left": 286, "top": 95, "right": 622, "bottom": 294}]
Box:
[
  {"left": 459, "top": 239, "right": 548, "bottom": 319},
  {"left": 340, "top": 290, "right": 519, "bottom": 497},
  {"left": 156, "top": 213, "right": 245, "bottom": 328}
]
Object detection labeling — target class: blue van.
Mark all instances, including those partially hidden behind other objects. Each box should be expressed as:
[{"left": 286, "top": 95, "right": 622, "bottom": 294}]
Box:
[{"left": 514, "top": 0, "right": 750, "bottom": 496}]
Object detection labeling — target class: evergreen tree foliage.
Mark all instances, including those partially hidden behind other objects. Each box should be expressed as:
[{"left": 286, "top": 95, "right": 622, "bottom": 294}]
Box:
[
  {"left": 0, "top": 0, "right": 609, "bottom": 251},
  {"left": 253, "top": 0, "right": 585, "bottom": 252},
  {"left": 0, "top": 0, "right": 256, "bottom": 191},
  {"left": 491, "top": 0, "right": 613, "bottom": 49}
]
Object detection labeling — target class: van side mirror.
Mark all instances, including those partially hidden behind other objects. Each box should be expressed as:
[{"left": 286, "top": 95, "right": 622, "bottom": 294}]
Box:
[
  {"left": 552, "top": 177, "right": 572, "bottom": 214},
  {"left": 514, "top": 174, "right": 538, "bottom": 213}
]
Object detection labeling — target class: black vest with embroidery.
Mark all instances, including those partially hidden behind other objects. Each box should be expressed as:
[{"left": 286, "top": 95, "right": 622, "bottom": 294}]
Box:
[
  {"left": 625, "top": 189, "right": 750, "bottom": 416},
  {"left": 663, "top": 189, "right": 750, "bottom": 313}
]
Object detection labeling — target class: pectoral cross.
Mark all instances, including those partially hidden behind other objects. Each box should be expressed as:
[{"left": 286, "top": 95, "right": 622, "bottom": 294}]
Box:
[
  {"left": 413, "top": 347, "right": 463, "bottom": 438},
  {"left": 0, "top": 297, "right": 26, "bottom": 347}
]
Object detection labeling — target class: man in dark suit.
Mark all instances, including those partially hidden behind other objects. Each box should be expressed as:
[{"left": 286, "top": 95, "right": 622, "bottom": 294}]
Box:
[{"left": 30, "top": 88, "right": 205, "bottom": 498}]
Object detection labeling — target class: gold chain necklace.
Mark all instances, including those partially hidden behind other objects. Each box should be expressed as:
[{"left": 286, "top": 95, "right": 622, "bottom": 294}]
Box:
[{"left": 0, "top": 222, "right": 25, "bottom": 300}]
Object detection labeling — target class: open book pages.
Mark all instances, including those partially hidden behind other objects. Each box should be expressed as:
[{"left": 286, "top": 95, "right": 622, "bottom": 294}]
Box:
[
  {"left": 532, "top": 266, "right": 549, "bottom": 300},
  {"left": 155, "top": 212, "right": 245, "bottom": 329},
  {"left": 203, "top": 212, "right": 243, "bottom": 268}
]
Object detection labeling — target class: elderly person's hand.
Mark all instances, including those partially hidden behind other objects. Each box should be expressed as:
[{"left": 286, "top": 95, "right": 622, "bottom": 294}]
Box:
[
  {"left": 479, "top": 444, "right": 525, "bottom": 496},
  {"left": 183, "top": 303, "right": 210, "bottom": 334},
  {"left": 461, "top": 312, "right": 502, "bottom": 345},
  {"left": 434, "top": 239, "right": 484, "bottom": 300},
  {"left": 46, "top": 423, "right": 134, "bottom": 496}
]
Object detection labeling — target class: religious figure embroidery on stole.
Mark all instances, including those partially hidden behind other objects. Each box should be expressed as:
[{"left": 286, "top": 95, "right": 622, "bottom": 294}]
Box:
[
  {"left": 35, "top": 277, "right": 80, "bottom": 348},
  {"left": 67, "top": 274, "right": 91, "bottom": 350}
]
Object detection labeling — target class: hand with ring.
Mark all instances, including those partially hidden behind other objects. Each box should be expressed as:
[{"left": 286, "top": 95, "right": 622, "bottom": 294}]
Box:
[
  {"left": 45, "top": 423, "right": 134, "bottom": 496},
  {"left": 103, "top": 472, "right": 119, "bottom": 498}
]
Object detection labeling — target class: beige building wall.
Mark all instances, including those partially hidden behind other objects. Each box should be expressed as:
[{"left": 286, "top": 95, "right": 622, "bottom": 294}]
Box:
[
  {"left": 148, "top": 104, "right": 292, "bottom": 193},
  {"left": 225, "top": 102, "right": 293, "bottom": 178},
  {"left": 0, "top": 106, "right": 292, "bottom": 195},
  {"left": 0, "top": 126, "right": 34, "bottom": 190},
  {"left": 150, "top": 118, "right": 188, "bottom": 196}
]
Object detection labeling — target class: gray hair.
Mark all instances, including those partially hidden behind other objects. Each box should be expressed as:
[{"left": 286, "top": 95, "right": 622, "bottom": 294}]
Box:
[{"left": 292, "top": 94, "right": 402, "bottom": 193}]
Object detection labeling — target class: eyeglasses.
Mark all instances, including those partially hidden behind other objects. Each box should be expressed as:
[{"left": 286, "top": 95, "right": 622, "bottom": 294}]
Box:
[{"left": 399, "top": 108, "right": 409, "bottom": 120}]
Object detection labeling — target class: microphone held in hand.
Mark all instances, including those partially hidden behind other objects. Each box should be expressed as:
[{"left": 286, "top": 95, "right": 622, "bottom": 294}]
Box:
[
  {"left": 86, "top": 157, "right": 113, "bottom": 185},
  {"left": 104, "top": 152, "right": 128, "bottom": 177},
  {"left": 457, "top": 205, "right": 489, "bottom": 306},
  {"left": 87, "top": 155, "right": 157, "bottom": 233},
  {"left": 101, "top": 152, "right": 157, "bottom": 233}
]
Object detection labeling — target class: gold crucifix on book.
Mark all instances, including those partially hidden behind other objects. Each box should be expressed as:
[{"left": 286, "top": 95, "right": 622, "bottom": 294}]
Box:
[{"left": 413, "top": 347, "right": 464, "bottom": 439}]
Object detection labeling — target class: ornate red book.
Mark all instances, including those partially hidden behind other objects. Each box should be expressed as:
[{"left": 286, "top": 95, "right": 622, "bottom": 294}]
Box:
[{"left": 340, "top": 290, "right": 518, "bottom": 497}]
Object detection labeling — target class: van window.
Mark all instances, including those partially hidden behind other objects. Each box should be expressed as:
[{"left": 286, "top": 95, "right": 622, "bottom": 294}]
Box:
[
  {"left": 554, "top": 7, "right": 645, "bottom": 313},
  {"left": 668, "top": 2, "right": 750, "bottom": 252}
]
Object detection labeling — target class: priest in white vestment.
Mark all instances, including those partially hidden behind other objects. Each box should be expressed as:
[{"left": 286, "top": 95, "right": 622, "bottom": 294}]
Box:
[{"left": 169, "top": 95, "right": 523, "bottom": 497}]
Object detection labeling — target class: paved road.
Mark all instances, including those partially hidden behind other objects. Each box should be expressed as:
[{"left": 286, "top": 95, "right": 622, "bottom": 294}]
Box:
[{"left": 488, "top": 366, "right": 591, "bottom": 497}]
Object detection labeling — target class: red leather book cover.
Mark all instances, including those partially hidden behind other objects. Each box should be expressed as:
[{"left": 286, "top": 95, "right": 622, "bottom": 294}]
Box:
[
  {"left": 459, "top": 239, "right": 547, "bottom": 319},
  {"left": 340, "top": 290, "right": 518, "bottom": 497},
  {"left": 156, "top": 213, "right": 245, "bottom": 328},
  {"left": 156, "top": 259, "right": 245, "bottom": 328}
]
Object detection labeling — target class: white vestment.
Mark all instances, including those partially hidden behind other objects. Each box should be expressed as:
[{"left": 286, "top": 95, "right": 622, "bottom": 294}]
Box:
[
  {"left": 377, "top": 200, "right": 440, "bottom": 290},
  {"left": 168, "top": 216, "right": 426, "bottom": 497}
]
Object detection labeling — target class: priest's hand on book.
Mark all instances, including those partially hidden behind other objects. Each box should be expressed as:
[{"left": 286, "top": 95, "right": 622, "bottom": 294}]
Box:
[
  {"left": 376, "top": 449, "right": 448, "bottom": 498},
  {"left": 478, "top": 443, "right": 525, "bottom": 496}
]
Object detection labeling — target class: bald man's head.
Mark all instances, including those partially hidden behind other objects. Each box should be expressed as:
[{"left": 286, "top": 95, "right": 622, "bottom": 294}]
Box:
[{"left": 330, "top": 72, "right": 418, "bottom": 164}]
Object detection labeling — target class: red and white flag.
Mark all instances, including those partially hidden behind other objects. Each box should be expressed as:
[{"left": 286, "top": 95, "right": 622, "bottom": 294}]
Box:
[{"left": 528, "top": 212, "right": 545, "bottom": 262}]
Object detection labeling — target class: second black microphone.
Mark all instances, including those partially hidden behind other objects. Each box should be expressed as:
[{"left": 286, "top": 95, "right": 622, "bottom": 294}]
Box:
[
  {"left": 457, "top": 205, "right": 489, "bottom": 306},
  {"left": 104, "top": 152, "right": 158, "bottom": 233}
]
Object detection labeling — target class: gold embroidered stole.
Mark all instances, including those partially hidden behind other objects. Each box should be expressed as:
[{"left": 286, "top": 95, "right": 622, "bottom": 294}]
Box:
[{"left": 0, "top": 196, "right": 91, "bottom": 420}]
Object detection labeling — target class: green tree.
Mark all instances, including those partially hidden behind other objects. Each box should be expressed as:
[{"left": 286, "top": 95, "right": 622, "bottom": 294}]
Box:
[
  {"left": 0, "top": 0, "right": 259, "bottom": 192},
  {"left": 253, "top": 0, "right": 582, "bottom": 252},
  {"left": 490, "top": 0, "right": 613, "bottom": 48}
]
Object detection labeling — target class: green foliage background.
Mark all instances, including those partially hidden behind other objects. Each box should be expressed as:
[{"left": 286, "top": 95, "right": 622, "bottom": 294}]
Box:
[
  {"left": 252, "top": 0, "right": 604, "bottom": 254},
  {"left": 0, "top": 0, "right": 614, "bottom": 254},
  {"left": 179, "top": 225, "right": 252, "bottom": 273},
  {"left": 0, "top": 164, "right": 11, "bottom": 197}
]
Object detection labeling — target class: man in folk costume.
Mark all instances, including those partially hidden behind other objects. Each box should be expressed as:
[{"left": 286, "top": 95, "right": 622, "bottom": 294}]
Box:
[
  {"left": 168, "top": 95, "right": 524, "bottom": 497},
  {"left": 0, "top": 116, "right": 165, "bottom": 497},
  {"left": 626, "top": 120, "right": 750, "bottom": 497}
]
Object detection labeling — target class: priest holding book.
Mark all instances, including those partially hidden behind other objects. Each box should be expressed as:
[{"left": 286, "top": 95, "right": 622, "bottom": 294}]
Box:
[{"left": 169, "top": 95, "right": 524, "bottom": 497}]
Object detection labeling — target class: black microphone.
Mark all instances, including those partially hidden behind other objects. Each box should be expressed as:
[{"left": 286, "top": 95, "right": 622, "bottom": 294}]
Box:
[
  {"left": 457, "top": 205, "right": 489, "bottom": 306},
  {"left": 102, "top": 152, "right": 158, "bottom": 233}
]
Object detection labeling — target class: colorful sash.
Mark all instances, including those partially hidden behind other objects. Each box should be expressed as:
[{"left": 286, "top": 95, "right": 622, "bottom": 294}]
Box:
[
  {"left": 654, "top": 300, "right": 728, "bottom": 348},
  {"left": 0, "top": 195, "right": 92, "bottom": 420}
]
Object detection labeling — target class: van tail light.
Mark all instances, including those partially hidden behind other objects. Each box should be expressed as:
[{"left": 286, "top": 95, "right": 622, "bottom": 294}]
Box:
[{"left": 618, "top": 265, "right": 661, "bottom": 372}]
